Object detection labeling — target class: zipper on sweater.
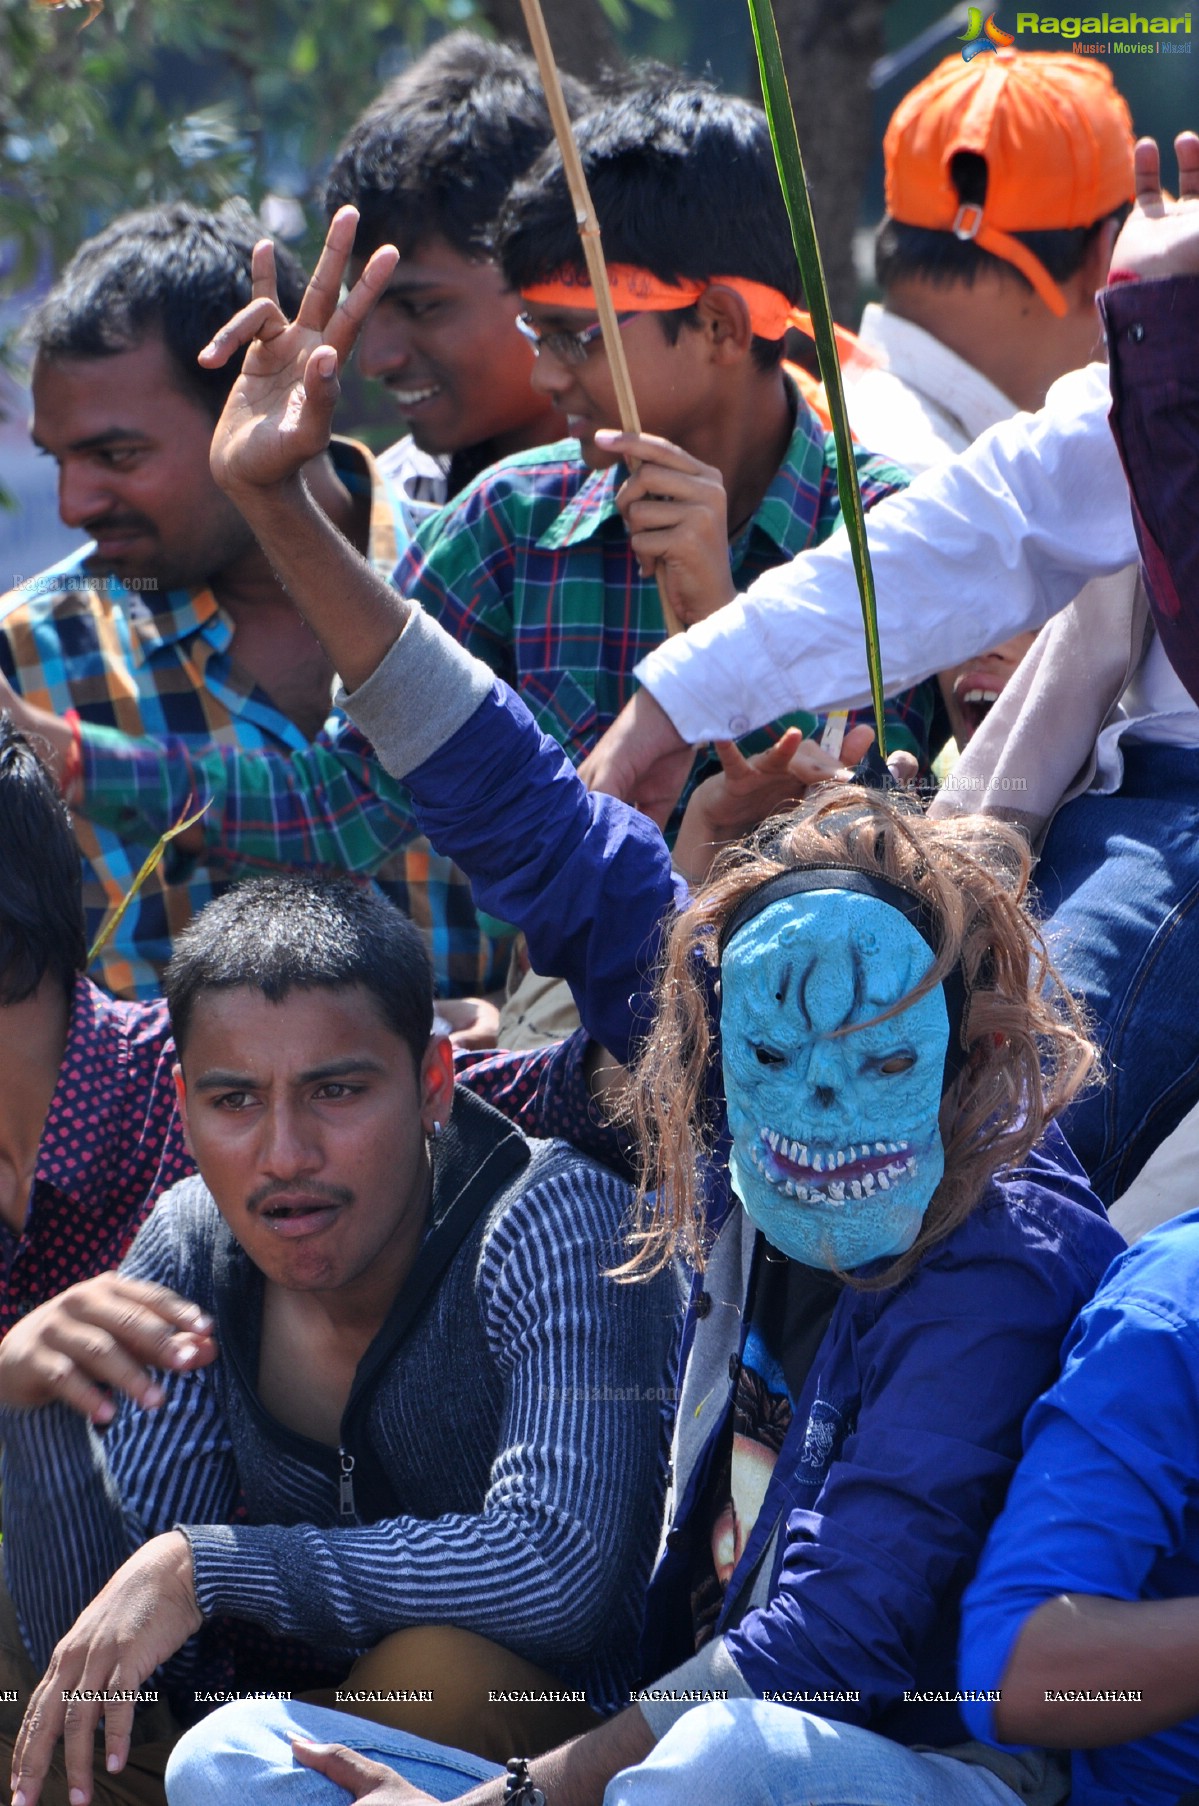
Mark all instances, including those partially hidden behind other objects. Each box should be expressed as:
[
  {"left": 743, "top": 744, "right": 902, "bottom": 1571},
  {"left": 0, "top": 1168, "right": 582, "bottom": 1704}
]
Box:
[{"left": 337, "top": 1447, "right": 356, "bottom": 1519}]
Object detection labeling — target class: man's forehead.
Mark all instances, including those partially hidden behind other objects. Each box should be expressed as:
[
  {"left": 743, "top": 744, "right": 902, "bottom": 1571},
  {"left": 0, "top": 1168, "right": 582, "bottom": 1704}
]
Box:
[
  {"left": 353, "top": 234, "right": 495, "bottom": 290},
  {"left": 31, "top": 336, "right": 199, "bottom": 437},
  {"left": 182, "top": 981, "right": 409, "bottom": 1061}
]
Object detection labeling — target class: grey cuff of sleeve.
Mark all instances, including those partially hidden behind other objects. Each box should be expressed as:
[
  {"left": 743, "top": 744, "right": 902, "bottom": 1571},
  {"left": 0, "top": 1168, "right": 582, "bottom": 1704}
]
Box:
[
  {"left": 334, "top": 605, "right": 495, "bottom": 780},
  {"left": 634, "top": 1638, "right": 753, "bottom": 1740}
]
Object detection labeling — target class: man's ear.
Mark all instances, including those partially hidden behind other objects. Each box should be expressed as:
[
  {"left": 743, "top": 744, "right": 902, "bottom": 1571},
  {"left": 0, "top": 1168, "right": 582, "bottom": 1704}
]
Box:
[
  {"left": 419, "top": 1033, "right": 455, "bottom": 1135},
  {"left": 694, "top": 286, "right": 755, "bottom": 364},
  {"left": 173, "top": 1063, "right": 196, "bottom": 1158}
]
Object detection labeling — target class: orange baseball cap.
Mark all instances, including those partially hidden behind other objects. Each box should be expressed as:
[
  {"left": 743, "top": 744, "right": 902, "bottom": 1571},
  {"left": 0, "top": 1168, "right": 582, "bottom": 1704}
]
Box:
[{"left": 884, "top": 50, "right": 1135, "bottom": 316}]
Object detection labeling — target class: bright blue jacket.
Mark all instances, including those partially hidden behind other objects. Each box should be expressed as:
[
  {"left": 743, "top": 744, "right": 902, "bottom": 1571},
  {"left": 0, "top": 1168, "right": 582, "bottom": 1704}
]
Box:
[{"left": 348, "top": 627, "right": 1123, "bottom": 1749}]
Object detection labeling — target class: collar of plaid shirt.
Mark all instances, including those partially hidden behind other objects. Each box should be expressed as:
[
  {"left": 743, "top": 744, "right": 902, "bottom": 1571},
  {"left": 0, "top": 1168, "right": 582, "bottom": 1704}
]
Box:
[
  {"left": 0, "top": 441, "right": 404, "bottom": 999},
  {"left": 535, "top": 376, "right": 853, "bottom": 563}
]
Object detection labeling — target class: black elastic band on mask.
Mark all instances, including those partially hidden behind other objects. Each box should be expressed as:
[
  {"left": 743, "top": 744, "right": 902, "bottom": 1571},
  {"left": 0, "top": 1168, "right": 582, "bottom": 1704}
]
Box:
[{"left": 717, "top": 865, "right": 971, "bottom": 1090}]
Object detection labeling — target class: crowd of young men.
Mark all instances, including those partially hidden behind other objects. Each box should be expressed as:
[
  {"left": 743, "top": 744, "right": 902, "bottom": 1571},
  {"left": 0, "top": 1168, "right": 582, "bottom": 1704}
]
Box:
[{"left": 3, "top": 27, "right": 1199, "bottom": 1806}]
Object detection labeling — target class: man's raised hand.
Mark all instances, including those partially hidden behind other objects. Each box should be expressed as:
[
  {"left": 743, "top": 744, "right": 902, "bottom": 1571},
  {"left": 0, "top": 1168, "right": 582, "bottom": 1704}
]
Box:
[
  {"left": 202, "top": 207, "right": 398, "bottom": 495},
  {"left": 1109, "top": 131, "right": 1199, "bottom": 283}
]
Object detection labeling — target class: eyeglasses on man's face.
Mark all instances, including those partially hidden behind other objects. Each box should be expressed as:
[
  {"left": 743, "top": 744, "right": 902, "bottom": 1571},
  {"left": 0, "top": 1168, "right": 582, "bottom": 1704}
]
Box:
[{"left": 514, "top": 311, "right": 638, "bottom": 367}]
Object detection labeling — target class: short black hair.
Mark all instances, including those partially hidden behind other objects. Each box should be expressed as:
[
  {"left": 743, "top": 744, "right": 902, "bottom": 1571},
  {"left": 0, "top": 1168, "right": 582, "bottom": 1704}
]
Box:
[
  {"left": 0, "top": 719, "right": 88, "bottom": 1006},
  {"left": 164, "top": 877, "right": 434, "bottom": 1067},
  {"left": 498, "top": 79, "right": 800, "bottom": 373},
  {"left": 324, "top": 31, "right": 591, "bottom": 263},
  {"left": 26, "top": 202, "right": 308, "bottom": 418},
  {"left": 876, "top": 151, "right": 1130, "bottom": 294}
]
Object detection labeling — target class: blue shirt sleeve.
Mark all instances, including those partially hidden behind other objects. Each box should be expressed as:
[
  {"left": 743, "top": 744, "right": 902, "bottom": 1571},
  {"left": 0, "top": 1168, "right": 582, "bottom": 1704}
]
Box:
[
  {"left": 958, "top": 1228, "right": 1199, "bottom": 1744},
  {"left": 404, "top": 682, "right": 685, "bottom": 1066}
]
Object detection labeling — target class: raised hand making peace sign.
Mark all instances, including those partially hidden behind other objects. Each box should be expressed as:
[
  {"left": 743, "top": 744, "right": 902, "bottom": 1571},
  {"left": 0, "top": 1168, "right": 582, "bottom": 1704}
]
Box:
[{"left": 201, "top": 206, "right": 398, "bottom": 495}]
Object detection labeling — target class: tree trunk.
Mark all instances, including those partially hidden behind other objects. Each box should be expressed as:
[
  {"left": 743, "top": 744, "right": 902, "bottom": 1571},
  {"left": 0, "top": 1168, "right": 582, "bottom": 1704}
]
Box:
[
  {"left": 768, "top": 0, "right": 888, "bottom": 324},
  {"left": 477, "top": 0, "right": 624, "bottom": 81}
]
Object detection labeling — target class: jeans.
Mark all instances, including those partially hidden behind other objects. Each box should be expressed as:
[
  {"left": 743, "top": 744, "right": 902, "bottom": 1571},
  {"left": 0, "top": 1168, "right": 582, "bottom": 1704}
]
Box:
[
  {"left": 603, "top": 1701, "right": 1028, "bottom": 1806},
  {"left": 164, "top": 1698, "right": 503, "bottom": 1805},
  {"left": 164, "top": 1696, "right": 1031, "bottom": 1806},
  {"left": 1039, "top": 742, "right": 1199, "bottom": 1205}
]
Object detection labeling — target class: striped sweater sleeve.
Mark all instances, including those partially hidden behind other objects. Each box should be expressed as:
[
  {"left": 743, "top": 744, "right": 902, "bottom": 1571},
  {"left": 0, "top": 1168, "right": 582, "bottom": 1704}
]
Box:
[
  {"left": 0, "top": 1202, "right": 239, "bottom": 1671},
  {"left": 184, "top": 1162, "right": 674, "bottom": 1664}
]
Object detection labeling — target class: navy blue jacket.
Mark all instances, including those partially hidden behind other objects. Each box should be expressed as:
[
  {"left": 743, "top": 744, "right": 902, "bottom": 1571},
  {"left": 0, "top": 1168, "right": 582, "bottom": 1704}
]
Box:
[{"left": 349, "top": 641, "right": 1122, "bottom": 1748}]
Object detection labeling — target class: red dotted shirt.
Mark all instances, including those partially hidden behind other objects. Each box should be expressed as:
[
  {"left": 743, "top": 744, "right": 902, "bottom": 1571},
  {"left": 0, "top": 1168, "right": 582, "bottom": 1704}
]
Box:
[{"left": 1, "top": 975, "right": 192, "bottom": 1335}]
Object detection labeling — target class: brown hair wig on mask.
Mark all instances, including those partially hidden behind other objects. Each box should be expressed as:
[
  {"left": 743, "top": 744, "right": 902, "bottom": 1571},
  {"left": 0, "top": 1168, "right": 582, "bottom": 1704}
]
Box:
[{"left": 618, "top": 784, "right": 1098, "bottom": 1290}]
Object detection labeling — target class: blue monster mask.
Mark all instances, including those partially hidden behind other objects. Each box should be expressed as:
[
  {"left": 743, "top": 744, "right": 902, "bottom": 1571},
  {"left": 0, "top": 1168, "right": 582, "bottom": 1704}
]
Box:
[{"left": 720, "top": 881, "right": 951, "bottom": 1272}]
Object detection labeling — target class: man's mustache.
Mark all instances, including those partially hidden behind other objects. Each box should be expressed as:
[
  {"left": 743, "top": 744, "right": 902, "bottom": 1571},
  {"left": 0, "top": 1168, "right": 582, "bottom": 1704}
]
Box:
[
  {"left": 81, "top": 513, "right": 156, "bottom": 537},
  {"left": 246, "top": 1180, "right": 355, "bottom": 1214}
]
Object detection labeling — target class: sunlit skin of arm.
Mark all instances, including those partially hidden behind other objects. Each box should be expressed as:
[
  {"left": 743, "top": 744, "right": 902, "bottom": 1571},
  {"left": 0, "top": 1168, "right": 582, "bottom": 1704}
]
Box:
[{"left": 994, "top": 1594, "right": 1199, "bottom": 1747}]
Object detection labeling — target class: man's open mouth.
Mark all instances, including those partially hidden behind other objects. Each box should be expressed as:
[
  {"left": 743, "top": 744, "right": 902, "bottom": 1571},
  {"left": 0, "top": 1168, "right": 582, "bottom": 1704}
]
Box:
[
  {"left": 386, "top": 381, "right": 443, "bottom": 410},
  {"left": 749, "top": 1129, "right": 917, "bottom": 1204},
  {"left": 256, "top": 1197, "right": 345, "bottom": 1238},
  {"left": 953, "top": 679, "right": 1002, "bottom": 741}
]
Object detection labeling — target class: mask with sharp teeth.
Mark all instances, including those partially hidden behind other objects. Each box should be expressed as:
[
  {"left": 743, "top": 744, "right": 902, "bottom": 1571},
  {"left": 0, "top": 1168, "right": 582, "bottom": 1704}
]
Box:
[{"left": 719, "top": 872, "right": 959, "bottom": 1272}]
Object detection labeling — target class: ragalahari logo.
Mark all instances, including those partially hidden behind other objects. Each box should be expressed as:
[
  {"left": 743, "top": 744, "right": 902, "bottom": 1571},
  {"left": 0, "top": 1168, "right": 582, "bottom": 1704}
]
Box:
[
  {"left": 960, "top": 8, "right": 1018, "bottom": 56},
  {"left": 33, "top": 0, "right": 103, "bottom": 29}
]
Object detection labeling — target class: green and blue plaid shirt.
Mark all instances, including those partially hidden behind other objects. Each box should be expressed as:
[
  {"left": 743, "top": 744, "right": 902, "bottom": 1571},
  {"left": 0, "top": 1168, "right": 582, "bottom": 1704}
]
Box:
[
  {"left": 401, "top": 383, "right": 930, "bottom": 771},
  {"left": 0, "top": 441, "right": 508, "bottom": 1001}
]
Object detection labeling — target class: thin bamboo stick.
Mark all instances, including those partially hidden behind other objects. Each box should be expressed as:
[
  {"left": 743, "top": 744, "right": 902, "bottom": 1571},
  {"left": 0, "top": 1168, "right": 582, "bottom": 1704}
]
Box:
[{"left": 516, "top": 0, "right": 683, "bottom": 637}]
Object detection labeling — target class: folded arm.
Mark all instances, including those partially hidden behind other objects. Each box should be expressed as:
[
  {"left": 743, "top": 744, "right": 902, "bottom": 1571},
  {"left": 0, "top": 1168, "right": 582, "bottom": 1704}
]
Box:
[
  {"left": 959, "top": 1272, "right": 1199, "bottom": 1752},
  {"left": 0, "top": 1208, "right": 234, "bottom": 1671}
]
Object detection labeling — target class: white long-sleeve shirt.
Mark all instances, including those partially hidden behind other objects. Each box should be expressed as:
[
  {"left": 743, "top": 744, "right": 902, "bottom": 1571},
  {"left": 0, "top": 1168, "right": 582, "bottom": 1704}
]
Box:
[{"left": 636, "top": 363, "right": 1138, "bottom": 741}]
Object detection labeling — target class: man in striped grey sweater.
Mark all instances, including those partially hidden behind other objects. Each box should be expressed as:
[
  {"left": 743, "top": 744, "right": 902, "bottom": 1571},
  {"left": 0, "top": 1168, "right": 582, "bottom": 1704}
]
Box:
[{"left": 0, "top": 878, "right": 676, "bottom": 1806}]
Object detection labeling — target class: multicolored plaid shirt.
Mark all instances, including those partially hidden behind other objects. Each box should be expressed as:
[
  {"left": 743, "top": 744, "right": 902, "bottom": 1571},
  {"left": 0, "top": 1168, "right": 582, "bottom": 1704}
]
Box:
[
  {"left": 401, "top": 382, "right": 930, "bottom": 773},
  {"left": 1, "top": 441, "right": 509, "bottom": 1001}
]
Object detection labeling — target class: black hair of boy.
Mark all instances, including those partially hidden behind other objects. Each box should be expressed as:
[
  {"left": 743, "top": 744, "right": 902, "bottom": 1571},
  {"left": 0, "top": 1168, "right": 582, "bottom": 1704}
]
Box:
[
  {"left": 324, "top": 30, "right": 591, "bottom": 265},
  {"left": 875, "top": 150, "right": 1131, "bottom": 293},
  {"left": 497, "top": 79, "right": 801, "bottom": 372},
  {"left": 0, "top": 720, "right": 88, "bottom": 1006},
  {"left": 163, "top": 877, "right": 434, "bottom": 1069},
  {"left": 26, "top": 202, "right": 308, "bottom": 418}
]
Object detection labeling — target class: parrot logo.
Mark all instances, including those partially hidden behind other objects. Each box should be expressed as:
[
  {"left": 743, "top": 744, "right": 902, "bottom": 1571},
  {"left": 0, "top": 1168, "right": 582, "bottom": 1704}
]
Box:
[{"left": 960, "top": 9, "right": 1016, "bottom": 57}]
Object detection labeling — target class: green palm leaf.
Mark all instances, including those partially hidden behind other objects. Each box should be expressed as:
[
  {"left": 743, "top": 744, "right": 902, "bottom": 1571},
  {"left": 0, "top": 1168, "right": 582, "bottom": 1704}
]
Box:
[
  {"left": 87, "top": 799, "right": 212, "bottom": 969},
  {"left": 745, "top": 0, "right": 887, "bottom": 759}
]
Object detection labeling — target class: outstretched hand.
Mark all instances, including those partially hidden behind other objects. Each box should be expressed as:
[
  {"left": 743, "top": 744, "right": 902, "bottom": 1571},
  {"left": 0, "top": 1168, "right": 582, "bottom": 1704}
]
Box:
[
  {"left": 1109, "top": 131, "right": 1199, "bottom": 283},
  {"left": 202, "top": 207, "right": 398, "bottom": 495},
  {"left": 0, "top": 1273, "right": 216, "bottom": 1425}
]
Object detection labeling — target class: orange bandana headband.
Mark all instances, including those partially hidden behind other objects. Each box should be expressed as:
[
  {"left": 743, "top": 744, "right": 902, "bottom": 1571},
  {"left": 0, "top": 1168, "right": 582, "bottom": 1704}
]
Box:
[
  {"left": 521, "top": 265, "right": 876, "bottom": 432},
  {"left": 521, "top": 265, "right": 801, "bottom": 337}
]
